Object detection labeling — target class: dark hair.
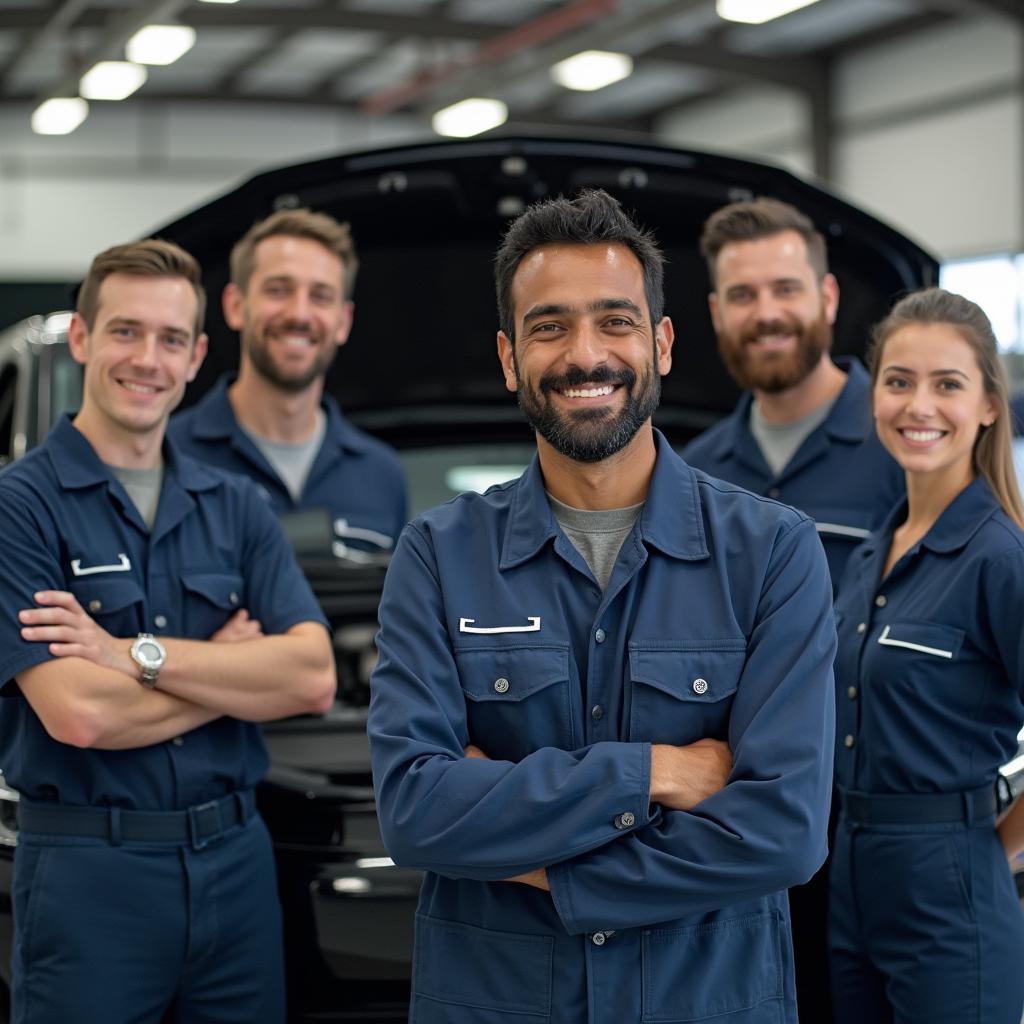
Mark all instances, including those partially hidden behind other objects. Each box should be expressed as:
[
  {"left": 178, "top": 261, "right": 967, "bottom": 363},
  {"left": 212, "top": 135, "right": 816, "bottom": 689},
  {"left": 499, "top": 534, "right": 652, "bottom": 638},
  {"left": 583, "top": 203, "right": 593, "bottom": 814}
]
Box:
[
  {"left": 78, "top": 238, "right": 206, "bottom": 338},
  {"left": 868, "top": 286, "right": 1024, "bottom": 529},
  {"left": 494, "top": 189, "right": 665, "bottom": 340},
  {"left": 700, "top": 197, "right": 828, "bottom": 286},
  {"left": 230, "top": 207, "right": 358, "bottom": 299}
]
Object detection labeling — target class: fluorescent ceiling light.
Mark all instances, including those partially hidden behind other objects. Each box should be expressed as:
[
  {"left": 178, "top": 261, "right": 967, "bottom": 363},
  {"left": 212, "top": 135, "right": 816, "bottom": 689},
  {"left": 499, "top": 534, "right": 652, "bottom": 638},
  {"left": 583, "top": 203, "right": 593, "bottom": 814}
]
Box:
[
  {"left": 716, "top": 0, "right": 820, "bottom": 24},
  {"left": 197, "top": 0, "right": 240, "bottom": 4},
  {"left": 432, "top": 98, "right": 507, "bottom": 139},
  {"left": 126, "top": 24, "right": 196, "bottom": 66},
  {"left": 80, "top": 61, "right": 147, "bottom": 101},
  {"left": 551, "top": 50, "right": 633, "bottom": 92},
  {"left": 31, "top": 97, "right": 89, "bottom": 135}
]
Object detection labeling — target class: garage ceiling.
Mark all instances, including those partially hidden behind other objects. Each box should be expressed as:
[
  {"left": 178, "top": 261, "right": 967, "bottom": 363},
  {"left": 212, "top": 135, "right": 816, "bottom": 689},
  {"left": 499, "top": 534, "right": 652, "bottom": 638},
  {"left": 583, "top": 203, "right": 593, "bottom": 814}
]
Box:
[{"left": 0, "top": 0, "right": 1020, "bottom": 176}]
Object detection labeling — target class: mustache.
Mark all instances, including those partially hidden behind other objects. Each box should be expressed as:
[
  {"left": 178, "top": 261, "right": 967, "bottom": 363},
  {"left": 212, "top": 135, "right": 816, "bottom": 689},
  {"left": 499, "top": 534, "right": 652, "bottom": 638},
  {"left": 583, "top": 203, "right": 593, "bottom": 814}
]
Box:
[{"left": 538, "top": 365, "right": 636, "bottom": 395}]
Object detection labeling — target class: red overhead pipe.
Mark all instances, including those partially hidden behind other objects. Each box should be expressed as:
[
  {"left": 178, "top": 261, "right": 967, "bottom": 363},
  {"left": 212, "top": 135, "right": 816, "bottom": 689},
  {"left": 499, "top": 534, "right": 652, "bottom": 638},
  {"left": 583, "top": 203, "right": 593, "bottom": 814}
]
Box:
[{"left": 362, "top": 0, "right": 618, "bottom": 115}]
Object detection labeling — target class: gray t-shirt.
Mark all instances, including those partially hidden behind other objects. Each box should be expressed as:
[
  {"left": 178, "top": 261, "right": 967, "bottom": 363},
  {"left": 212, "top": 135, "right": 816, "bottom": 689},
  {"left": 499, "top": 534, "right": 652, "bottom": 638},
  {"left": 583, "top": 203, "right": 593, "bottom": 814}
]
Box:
[
  {"left": 749, "top": 397, "right": 836, "bottom": 477},
  {"left": 107, "top": 462, "right": 164, "bottom": 528},
  {"left": 242, "top": 410, "right": 326, "bottom": 502},
  {"left": 548, "top": 494, "right": 644, "bottom": 591}
]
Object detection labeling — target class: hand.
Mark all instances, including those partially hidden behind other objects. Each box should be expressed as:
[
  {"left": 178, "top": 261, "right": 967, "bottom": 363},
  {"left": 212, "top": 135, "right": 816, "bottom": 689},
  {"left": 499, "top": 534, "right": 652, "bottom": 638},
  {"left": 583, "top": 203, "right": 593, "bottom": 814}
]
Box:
[
  {"left": 464, "top": 743, "right": 488, "bottom": 760},
  {"left": 503, "top": 867, "right": 550, "bottom": 891},
  {"left": 210, "top": 609, "right": 264, "bottom": 643},
  {"left": 650, "top": 738, "right": 732, "bottom": 811},
  {"left": 18, "top": 590, "right": 134, "bottom": 675}
]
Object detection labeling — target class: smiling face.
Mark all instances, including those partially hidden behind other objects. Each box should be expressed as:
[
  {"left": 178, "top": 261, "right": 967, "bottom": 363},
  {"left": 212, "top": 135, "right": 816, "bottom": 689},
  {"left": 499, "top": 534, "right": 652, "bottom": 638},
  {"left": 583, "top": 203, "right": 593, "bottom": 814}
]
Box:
[
  {"left": 873, "top": 321, "right": 997, "bottom": 487},
  {"left": 709, "top": 229, "right": 838, "bottom": 394},
  {"left": 69, "top": 272, "right": 206, "bottom": 451},
  {"left": 224, "top": 234, "right": 353, "bottom": 393},
  {"left": 496, "top": 242, "right": 673, "bottom": 464}
]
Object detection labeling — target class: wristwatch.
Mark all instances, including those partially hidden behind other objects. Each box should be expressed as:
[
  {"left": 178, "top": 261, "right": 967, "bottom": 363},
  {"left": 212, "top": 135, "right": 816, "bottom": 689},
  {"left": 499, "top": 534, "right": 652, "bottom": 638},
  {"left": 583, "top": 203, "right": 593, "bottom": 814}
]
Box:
[{"left": 130, "top": 633, "right": 166, "bottom": 688}]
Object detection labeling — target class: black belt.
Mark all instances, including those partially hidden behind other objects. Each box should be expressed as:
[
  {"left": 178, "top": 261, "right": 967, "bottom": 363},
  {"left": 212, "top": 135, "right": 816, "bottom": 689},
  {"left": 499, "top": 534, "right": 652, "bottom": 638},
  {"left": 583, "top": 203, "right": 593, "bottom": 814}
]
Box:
[
  {"left": 17, "top": 789, "right": 255, "bottom": 849},
  {"left": 838, "top": 783, "right": 997, "bottom": 825}
]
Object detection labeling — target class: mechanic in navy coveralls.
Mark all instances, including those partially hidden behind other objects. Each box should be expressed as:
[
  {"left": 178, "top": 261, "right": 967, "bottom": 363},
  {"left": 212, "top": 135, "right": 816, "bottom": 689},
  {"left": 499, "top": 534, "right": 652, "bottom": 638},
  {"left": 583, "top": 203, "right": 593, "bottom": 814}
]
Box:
[
  {"left": 829, "top": 288, "right": 1024, "bottom": 1024},
  {"left": 682, "top": 197, "right": 903, "bottom": 589},
  {"left": 368, "top": 189, "right": 837, "bottom": 1023},
  {"left": 169, "top": 208, "right": 407, "bottom": 558},
  {"left": 0, "top": 240, "right": 336, "bottom": 1023},
  {"left": 683, "top": 197, "right": 905, "bottom": 1023}
]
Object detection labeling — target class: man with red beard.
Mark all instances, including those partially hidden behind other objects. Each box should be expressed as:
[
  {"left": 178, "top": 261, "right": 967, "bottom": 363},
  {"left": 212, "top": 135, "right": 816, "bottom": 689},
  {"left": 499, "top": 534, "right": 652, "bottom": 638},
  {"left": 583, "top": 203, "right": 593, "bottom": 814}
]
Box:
[
  {"left": 684, "top": 198, "right": 903, "bottom": 1024},
  {"left": 170, "top": 209, "right": 406, "bottom": 560},
  {"left": 683, "top": 197, "right": 902, "bottom": 589}
]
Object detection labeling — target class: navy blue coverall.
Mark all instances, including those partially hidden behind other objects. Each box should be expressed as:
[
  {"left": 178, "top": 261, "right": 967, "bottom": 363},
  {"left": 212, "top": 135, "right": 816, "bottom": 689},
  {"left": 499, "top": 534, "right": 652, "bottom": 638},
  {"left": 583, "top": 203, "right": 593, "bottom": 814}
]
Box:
[
  {"left": 0, "top": 416, "right": 327, "bottom": 1024},
  {"left": 369, "top": 432, "right": 837, "bottom": 1024},
  {"left": 682, "top": 357, "right": 903, "bottom": 588},
  {"left": 830, "top": 478, "right": 1024, "bottom": 1024},
  {"left": 169, "top": 374, "right": 407, "bottom": 553}
]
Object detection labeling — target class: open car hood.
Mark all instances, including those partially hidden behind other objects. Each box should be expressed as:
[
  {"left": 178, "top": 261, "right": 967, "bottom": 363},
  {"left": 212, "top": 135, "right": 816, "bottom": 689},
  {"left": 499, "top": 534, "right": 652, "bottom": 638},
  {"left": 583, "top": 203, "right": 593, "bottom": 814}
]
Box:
[{"left": 156, "top": 134, "right": 938, "bottom": 448}]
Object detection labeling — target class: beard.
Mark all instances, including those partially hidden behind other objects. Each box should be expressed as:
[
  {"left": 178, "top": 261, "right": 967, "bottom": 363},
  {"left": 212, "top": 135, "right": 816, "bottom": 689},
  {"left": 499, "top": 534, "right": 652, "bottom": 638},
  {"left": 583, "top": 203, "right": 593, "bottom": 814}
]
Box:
[
  {"left": 514, "top": 357, "right": 661, "bottom": 463},
  {"left": 245, "top": 323, "right": 336, "bottom": 393},
  {"left": 718, "top": 309, "right": 832, "bottom": 394}
]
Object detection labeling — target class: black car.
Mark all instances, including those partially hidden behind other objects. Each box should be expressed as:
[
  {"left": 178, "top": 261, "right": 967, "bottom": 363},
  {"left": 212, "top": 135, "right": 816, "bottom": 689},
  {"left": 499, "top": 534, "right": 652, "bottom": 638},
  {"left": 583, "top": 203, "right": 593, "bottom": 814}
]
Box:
[{"left": 0, "top": 135, "right": 941, "bottom": 1023}]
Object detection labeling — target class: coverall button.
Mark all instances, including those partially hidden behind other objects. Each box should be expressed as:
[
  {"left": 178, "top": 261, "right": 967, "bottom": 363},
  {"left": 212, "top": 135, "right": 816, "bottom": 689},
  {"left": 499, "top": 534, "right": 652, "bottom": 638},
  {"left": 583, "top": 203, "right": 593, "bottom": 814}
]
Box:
[
  {"left": 591, "top": 931, "right": 606, "bottom": 946},
  {"left": 88, "top": 599, "right": 102, "bottom": 613},
  {"left": 856, "top": 622, "right": 867, "bottom": 634},
  {"left": 229, "top": 591, "right": 240, "bottom": 605},
  {"left": 493, "top": 677, "right": 509, "bottom": 694},
  {"left": 844, "top": 734, "right": 855, "bottom": 748},
  {"left": 847, "top": 686, "right": 858, "bottom": 700},
  {"left": 595, "top": 628, "right": 606, "bottom": 643},
  {"left": 154, "top": 614, "right": 167, "bottom": 629},
  {"left": 615, "top": 812, "right": 635, "bottom": 829},
  {"left": 591, "top": 705, "right": 604, "bottom": 721},
  {"left": 172, "top": 736, "right": 184, "bottom": 747},
  {"left": 875, "top": 595, "right": 887, "bottom": 608},
  {"left": 768, "top": 488, "right": 781, "bottom": 498},
  {"left": 692, "top": 678, "right": 708, "bottom": 695}
]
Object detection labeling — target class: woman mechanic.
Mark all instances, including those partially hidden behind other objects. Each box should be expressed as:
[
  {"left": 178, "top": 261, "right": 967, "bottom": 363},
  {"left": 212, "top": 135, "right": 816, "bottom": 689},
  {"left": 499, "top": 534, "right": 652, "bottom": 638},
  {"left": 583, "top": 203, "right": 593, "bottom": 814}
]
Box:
[{"left": 828, "top": 287, "right": 1024, "bottom": 1024}]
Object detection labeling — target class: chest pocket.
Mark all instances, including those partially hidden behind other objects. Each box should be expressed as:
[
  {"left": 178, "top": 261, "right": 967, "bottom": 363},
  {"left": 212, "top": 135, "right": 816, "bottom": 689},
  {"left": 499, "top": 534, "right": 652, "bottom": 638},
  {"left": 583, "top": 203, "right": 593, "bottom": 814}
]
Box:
[
  {"left": 181, "top": 571, "right": 245, "bottom": 639},
  {"left": 69, "top": 577, "right": 145, "bottom": 638},
  {"left": 455, "top": 644, "right": 573, "bottom": 761},
  {"left": 876, "top": 621, "right": 964, "bottom": 661},
  {"left": 628, "top": 641, "right": 745, "bottom": 744},
  {"left": 872, "top": 620, "right": 966, "bottom": 697}
]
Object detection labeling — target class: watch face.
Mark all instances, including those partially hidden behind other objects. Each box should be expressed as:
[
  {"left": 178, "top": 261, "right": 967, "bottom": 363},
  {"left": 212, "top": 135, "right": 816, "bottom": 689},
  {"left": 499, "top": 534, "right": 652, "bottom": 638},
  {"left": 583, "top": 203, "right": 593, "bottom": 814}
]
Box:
[{"left": 137, "top": 640, "right": 162, "bottom": 666}]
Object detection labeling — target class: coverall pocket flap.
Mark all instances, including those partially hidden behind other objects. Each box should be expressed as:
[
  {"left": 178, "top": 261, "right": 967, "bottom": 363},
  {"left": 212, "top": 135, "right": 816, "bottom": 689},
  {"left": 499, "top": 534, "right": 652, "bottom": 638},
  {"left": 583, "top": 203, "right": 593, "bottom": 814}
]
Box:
[
  {"left": 413, "top": 914, "right": 553, "bottom": 1017},
  {"left": 456, "top": 645, "right": 570, "bottom": 703},
  {"left": 641, "top": 910, "right": 783, "bottom": 1022},
  {"left": 629, "top": 643, "right": 745, "bottom": 702},
  {"left": 876, "top": 620, "right": 965, "bottom": 660},
  {"left": 181, "top": 571, "right": 245, "bottom": 609},
  {"left": 68, "top": 576, "right": 145, "bottom": 615}
]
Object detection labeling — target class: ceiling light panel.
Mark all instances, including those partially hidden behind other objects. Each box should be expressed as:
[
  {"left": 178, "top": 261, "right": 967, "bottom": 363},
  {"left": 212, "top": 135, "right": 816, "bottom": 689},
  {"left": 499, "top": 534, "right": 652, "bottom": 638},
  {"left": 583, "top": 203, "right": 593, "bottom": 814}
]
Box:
[
  {"left": 432, "top": 98, "right": 508, "bottom": 138},
  {"left": 716, "top": 0, "right": 820, "bottom": 24},
  {"left": 32, "top": 97, "right": 89, "bottom": 135},
  {"left": 126, "top": 25, "right": 196, "bottom": 66},
  {"left": 551, "top": 51, "right": 633, "bottom": 92},
  {"left": 80, "top": 61, "right": 148, "bottom": 101}
]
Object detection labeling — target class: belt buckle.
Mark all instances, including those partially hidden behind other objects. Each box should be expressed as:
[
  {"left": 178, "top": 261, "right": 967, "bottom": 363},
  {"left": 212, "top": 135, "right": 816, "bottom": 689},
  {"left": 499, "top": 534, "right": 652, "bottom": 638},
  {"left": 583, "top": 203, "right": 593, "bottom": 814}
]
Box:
[{"left": 187, "top": 799, "right": 221, "bottom": 850}]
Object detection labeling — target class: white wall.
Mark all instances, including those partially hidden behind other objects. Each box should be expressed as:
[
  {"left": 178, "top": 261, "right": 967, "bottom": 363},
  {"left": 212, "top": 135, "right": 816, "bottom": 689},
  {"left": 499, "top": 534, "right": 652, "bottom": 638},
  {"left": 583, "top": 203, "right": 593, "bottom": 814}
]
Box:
[
  {"left": 0, "top": 103, "right": 428, "bottom": 280},
  {"left": 657, "top": 14, "right": 1024, "bottom": 260}
]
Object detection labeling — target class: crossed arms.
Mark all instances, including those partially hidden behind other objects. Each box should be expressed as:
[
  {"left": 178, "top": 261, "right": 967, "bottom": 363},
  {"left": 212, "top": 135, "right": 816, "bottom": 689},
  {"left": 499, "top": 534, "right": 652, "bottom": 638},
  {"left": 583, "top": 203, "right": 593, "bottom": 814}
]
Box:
[
  {"left": 16, "top": 591, "right": 335, "bottom": 750},
  {"left": 369, "top": 518, "right": 836, "bottom": 933}
]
